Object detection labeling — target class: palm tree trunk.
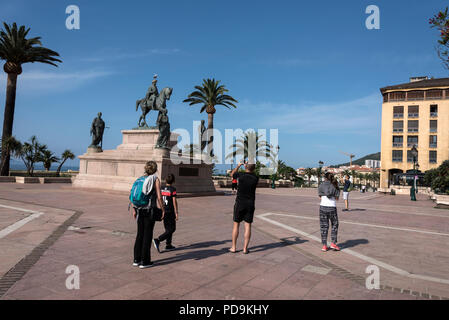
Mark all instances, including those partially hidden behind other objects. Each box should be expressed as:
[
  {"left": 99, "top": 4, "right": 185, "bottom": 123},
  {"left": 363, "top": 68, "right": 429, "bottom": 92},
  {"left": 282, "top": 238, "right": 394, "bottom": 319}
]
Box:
[
  {"left": 207, "top": 112, "right": 214, "bottom": 157},
  {"left": 56, "top": 160, "right": 66, "bottom": 177},
  {"left": 0, "top": 73, "right": 18, "bottom": 176}
]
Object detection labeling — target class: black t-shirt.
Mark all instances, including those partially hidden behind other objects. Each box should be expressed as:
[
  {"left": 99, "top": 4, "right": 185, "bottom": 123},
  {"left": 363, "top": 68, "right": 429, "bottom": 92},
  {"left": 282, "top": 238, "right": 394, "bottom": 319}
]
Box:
[
  {"left": 161, "top": 186, "right": 176, "bottom": 213},
  {"left": 343, "top": 179, "right": 351, "bottom": 192},
  {"left": 235, "top": 172, "right": 259, "bottom": 207}
]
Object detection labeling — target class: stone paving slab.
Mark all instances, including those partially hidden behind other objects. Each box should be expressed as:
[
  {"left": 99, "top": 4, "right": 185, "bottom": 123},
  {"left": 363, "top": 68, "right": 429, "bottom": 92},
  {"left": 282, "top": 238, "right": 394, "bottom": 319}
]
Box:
[{"left": 0, "top": 184, "right": 443, "bottom": 300}]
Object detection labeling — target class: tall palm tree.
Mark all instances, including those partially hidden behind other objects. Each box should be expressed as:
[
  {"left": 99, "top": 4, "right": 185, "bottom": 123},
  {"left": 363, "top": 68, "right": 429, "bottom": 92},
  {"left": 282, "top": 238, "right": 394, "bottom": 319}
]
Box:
[
  {"left": 225, "top": 130, "right": 273, "bottom": 164},
  {"left": 56, "top": 149, "right": 75, "bottom": 176},
  {"left": 0, "top": 135, "right": 21, "bottom": 175},
  {"left": 41, "top": 149, "right": 59, "bottom": 172},
  {"left": 183, "top": 78, "right": 237, "bottom": 157},
  {"left": 0, "top": 22, "right": 61, "bottom": 176}
]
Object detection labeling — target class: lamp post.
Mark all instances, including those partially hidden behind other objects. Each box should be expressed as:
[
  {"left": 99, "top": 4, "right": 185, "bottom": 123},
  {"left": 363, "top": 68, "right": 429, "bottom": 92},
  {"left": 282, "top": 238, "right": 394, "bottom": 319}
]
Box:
[
  {"left": 271, "top": 145, "right": 280, "bottom": 189},
  {"left": 318, "top": 161, "right": 324, "bottom": 185},
  {"left": 410, "top": 145, "right": 418, "bottom": 201}
]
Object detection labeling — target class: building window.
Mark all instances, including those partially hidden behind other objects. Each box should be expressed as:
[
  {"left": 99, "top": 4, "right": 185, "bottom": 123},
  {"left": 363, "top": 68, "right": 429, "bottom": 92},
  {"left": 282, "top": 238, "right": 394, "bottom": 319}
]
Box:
[
  {"left": 392, "top": 150, "right": 403, "bottom": 162},
  {"left": 430, "top": 120, "right": 437, "bottom": 133},
  {"left": 393, "top": 106, "right": 404, "bottom": 118},
  {"left": 407, "top": 136, "right": 418, "bottom": 148},
  {"left": 429, "top": 135, "right": 437, "bottom": 148},
  {"left": 429, "top": 151, "right": 437, "bottom": 163},
  {"left": 426, "top": 89, "right": 443, "bottom": 100},
  {"left": 430, "top": 105, "right": 438, "bottom": 117},
  {"left": 407, "top": 150, "right": 418, "bottom": 163},
  {"left": 407, "top": 120, "right": 419, "bottom": 132},
  {"left": 393, "top": 121, "right": 403, "bottom": 132},
  {"left": 445, "top": 89, "right": 449, "bottom": 98},
  {"left": 393, "top": 136, "right": 403, "bottom": 147},
  {"left": 408, "top": 105, "right": 419, "bottom": 118},
  {"left": 407, "top": 90, "right": 424, "bottom": 101},
  {"left": 390, "top": 91, "right": 406, "bottom": 102},
  {"left": 383, "top": 93, "right": 389, "bottom": 103}
]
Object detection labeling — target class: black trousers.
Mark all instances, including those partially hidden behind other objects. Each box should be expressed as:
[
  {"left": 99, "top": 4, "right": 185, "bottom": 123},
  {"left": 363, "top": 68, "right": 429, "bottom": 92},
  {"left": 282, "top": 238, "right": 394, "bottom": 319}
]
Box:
[
  {"left": 133, "top": 209, "right": 155, "bottom": 265},
  {"left": 319, "top": 206, "right": 339, "bottom": 245},
  {"left": 158, "top": 213, "right": 176, "bottom": 245}
]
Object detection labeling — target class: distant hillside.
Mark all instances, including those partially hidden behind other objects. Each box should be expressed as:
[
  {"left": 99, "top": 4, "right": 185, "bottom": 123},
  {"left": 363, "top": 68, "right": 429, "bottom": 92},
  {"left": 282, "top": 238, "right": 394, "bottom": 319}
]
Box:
[{"left": 330, "top": 152, "right": 380, "bottom": 168}]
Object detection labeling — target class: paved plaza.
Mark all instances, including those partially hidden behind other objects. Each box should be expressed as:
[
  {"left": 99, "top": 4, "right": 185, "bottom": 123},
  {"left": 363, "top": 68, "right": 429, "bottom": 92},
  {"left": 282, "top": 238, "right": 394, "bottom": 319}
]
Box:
[{"left": 0, "top": 183, "right": 448, "bottom": 300}]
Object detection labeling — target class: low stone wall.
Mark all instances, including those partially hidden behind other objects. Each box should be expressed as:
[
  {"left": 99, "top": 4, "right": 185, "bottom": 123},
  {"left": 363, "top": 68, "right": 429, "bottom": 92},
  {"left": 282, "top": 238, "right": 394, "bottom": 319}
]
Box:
[
  {"left": 4, "top": 177, "right": 73, "bottom": 184},
  {"left": 214, "top": 179, "right": 294, "bottom": 188}
]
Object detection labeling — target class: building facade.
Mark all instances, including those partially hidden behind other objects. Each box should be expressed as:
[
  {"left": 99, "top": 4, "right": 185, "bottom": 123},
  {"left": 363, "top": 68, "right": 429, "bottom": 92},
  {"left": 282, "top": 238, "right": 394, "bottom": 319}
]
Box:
[
  {"left": 365, "top": 159, "right": 381, "bottom": 168},
  {"left": 379, "top": 77, "right": 449, "bottom": 190}
]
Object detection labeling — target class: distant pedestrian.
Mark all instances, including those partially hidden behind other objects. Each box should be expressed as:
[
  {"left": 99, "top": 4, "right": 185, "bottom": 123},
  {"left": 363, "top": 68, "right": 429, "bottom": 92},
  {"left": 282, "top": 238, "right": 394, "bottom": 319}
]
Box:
[
  {"left": 231, "top": 171, "right": 238, "bottom": 194},
  {"left": 318, "top": 172, "right": 340, "bottom": 252},
  {"left": 153, "top": 174, "right": 179, "bottom": 252},
  {"left": 131, "top": 161, "right": 165, "bottom": 269},
  {"left": 342, "top": 174, "right": 351, "bottom": 212},
  {"left": 229, "top": 160, "right": 259, "bottom": 254}
]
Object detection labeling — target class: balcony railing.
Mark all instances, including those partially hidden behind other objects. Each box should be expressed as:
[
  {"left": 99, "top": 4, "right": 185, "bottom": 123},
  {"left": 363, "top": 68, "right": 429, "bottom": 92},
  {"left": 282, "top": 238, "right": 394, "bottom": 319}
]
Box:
[
  {"left": 393, "top": 113, "right": 404, "bottom": 118},
  {"left": 393, "top": 158, "right": 403, "bottom": 162},
  {"left": 408, "top": 128, "right": 419, "bottom": 133},
  {"left": 429, "top": 143, "right": 437, "bottom": 148},
  {"left": 407, "top": 143, "right": 418, "bottom": 148},
  {"left": 393, "top": 143, "right": 403, "bottom": 147},
  {"left": 430, "top": 112, "right": 438, "bottom": 117},
  {"left": 430, "top": 128, "right": 437, "bottom": 133},
  {"left": 393, "top": 129, "right": 403, "bottom": 133},
  {"left": 408, "top": 113, "right": 419, "bottom": 118}
]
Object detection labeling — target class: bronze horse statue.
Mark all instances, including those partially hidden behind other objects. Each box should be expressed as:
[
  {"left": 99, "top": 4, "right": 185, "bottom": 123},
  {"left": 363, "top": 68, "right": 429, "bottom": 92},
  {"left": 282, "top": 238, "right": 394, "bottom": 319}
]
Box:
[{"left": 136, "top": 87, "right": 173, "bottom": 127}]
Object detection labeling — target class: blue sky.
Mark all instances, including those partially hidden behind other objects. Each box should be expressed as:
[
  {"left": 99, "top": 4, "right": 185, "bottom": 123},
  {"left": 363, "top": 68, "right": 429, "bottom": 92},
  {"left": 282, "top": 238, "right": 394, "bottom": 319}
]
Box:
[{"left": 1, "top": 0, "right": 448, "bottom": 171}]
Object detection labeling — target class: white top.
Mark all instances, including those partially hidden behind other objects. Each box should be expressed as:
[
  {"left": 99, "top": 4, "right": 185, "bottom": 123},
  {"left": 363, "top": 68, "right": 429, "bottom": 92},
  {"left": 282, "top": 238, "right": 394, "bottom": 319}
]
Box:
[{"left": 320, "top": 196, "right": 336, "bottom": 207}]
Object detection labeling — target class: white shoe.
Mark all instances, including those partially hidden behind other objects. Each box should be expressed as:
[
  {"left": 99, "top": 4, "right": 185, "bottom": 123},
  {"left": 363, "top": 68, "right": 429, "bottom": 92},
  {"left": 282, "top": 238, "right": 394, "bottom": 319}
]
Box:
[{"left": 139, "top": 263, "right": 153, "bottom": 269}]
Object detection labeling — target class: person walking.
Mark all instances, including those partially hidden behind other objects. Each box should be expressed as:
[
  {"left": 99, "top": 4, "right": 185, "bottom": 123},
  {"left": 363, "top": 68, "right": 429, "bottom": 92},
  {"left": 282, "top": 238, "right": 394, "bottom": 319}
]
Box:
[
  {"left": 342, "top": 174, "right": 351, "bottom": 212},
  {"left": 153, "top": 174, "right": 179, "bottom": 252},
  {"left": 132, "top": 161, "right": 165, "bottom": 269},
  {"left": 229, "top": 160, "right": 259, "bottom": 254},
  {"left": 318, "top": 172, "right": 341, "bottom": 252}
]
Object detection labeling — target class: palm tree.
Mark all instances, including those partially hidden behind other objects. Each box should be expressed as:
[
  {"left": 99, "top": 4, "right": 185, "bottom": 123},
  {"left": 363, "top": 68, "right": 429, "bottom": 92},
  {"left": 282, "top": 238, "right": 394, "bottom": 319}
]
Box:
[
  {"left": 18, "top": 135, "right": 47, "bottom": 176},
  {"left": 56, "top": 149, "right": 75, "bottom": 176},
  {"left": 41, "top": 149, "right": 59, "bottom": 172},
  {"left": 0, "top": 135, "right": 21, "bottom": 175},
  {"left": 225, "top": 130, "right": 274, "bottom": 164},
  {"left": 0, "top": 22, "right": 61, "bottom": 176},
  {"left": 183, "top": 78, "right": 237, "bottom": 157},
  {"left": 304, "top": 168, "right": 316, "bottom": 187}
]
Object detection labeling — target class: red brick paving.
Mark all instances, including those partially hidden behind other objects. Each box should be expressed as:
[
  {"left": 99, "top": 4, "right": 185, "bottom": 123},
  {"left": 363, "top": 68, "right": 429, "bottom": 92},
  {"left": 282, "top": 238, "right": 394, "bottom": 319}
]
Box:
[{"left": 0, "top": 184, "right": 446, "bottom": 300}]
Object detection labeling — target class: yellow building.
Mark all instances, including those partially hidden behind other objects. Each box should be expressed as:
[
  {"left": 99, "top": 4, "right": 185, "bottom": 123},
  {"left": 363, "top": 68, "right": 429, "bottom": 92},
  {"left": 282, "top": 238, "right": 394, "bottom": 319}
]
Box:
[{"left": 380, "top": 77, "right": 449, "bottom": 190}]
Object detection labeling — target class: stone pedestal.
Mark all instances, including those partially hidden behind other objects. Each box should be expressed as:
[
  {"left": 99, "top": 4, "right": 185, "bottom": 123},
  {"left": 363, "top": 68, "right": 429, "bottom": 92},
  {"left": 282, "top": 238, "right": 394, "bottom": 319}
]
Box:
[{"left": 73, "top": 129, "right": 216, "bottom": 193}]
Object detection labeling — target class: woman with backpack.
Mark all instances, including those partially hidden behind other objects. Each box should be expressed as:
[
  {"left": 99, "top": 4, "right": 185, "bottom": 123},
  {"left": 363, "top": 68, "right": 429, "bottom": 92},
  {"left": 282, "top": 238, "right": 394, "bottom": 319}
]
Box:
[{"left": 132, "top": 161, "right": 165, "bottom": 269}]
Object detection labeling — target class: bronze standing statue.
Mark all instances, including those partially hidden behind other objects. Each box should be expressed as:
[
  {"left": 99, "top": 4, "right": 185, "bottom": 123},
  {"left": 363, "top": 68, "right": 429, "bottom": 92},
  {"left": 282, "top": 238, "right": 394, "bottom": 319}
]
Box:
[{"left": 90, "top": 112, "right": 105, "bottom": 149}]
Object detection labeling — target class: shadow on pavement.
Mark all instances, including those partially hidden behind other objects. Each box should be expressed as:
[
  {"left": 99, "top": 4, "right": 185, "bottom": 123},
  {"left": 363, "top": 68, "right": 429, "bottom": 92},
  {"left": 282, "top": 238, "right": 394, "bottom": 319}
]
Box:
[
  {"left": 153, "top": 237, "right": 308, "bottom": 266},
  {"left": 348, "top": 208, "right": 367, "bottom": 212},
  {"left": 339, "top": 238, "right": 369, "bottom": 249}
]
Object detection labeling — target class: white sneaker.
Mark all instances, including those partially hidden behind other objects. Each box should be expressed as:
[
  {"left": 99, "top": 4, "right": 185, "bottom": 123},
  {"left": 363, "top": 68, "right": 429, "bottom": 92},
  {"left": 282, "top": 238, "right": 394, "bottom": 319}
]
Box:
[{"left": 139, "top": 263, "right": 153, "bottom": 269}]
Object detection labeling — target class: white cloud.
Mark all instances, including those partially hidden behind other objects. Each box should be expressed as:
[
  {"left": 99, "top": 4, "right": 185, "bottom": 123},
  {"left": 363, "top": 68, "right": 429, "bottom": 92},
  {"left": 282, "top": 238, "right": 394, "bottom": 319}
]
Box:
[
  {"left": 0, "top": 69, "right": 113, "bottom": 94},
  {"left": 234, "top": 94, "right": 381, "bottom": 135},
  {"left": 80, "top": 48, "right": 181, "bottom": 62}
]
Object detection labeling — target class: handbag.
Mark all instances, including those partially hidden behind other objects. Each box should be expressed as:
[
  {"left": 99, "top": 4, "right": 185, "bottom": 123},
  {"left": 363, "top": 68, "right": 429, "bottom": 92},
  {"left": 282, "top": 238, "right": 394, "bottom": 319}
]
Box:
[{"left": 150, "top": 207, "right": 163, "bottom": 221}]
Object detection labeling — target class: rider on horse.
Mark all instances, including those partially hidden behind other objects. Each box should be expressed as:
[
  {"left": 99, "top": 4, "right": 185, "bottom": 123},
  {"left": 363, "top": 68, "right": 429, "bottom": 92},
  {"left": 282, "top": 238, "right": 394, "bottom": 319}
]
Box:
[{"left": 143, "top": 75, "right": 159, "bottom": 110}]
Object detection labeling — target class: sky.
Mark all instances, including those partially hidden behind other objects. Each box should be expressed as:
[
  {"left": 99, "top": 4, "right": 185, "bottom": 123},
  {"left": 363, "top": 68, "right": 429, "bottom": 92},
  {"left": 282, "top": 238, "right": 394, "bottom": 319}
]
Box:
[{"left": 1, "top": 0, "right": 448, "bottom": 171}]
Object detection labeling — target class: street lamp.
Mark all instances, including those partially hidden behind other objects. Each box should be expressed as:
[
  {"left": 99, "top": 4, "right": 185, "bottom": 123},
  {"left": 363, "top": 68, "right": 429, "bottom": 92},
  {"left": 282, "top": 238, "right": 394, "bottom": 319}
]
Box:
[
  {"left": 410, "top": 145, "right": 418, "bottom": 201},
  {"left": 318, "top": 161, "right": 324, "bottom": 185},
  {"left": 271, "top": 145, "right": 280, "bottom": 189}
]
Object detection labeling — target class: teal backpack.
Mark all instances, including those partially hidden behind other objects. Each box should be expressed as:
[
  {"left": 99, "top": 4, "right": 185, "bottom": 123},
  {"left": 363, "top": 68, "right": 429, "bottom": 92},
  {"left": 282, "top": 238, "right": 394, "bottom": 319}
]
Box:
[{"left": 129, "top": 176, "right": 151, "bottom": 208}]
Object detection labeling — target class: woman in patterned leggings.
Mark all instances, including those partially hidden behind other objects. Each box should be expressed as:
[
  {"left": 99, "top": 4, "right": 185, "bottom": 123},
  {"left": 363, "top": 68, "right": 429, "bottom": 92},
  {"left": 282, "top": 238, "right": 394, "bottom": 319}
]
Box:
[{"left": 318, "top": 172, "right": 341, "bottom": 252}]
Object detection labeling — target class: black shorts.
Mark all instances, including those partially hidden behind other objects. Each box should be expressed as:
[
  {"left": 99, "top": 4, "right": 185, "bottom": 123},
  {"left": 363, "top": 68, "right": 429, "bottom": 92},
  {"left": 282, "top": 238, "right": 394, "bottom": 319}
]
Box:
[
  {"left": 233, "top": 203, "right": 255, "bottom": 223},
  {"left": 231, "top": 183, "right": 237, "bottom": 190}
]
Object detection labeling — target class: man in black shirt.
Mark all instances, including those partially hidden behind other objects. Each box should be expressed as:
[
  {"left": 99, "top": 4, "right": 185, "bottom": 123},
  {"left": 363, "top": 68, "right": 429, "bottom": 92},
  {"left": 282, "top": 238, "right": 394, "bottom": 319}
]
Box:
[{"left": 229, "top": 160, "right": 259, "bottom": 254}]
